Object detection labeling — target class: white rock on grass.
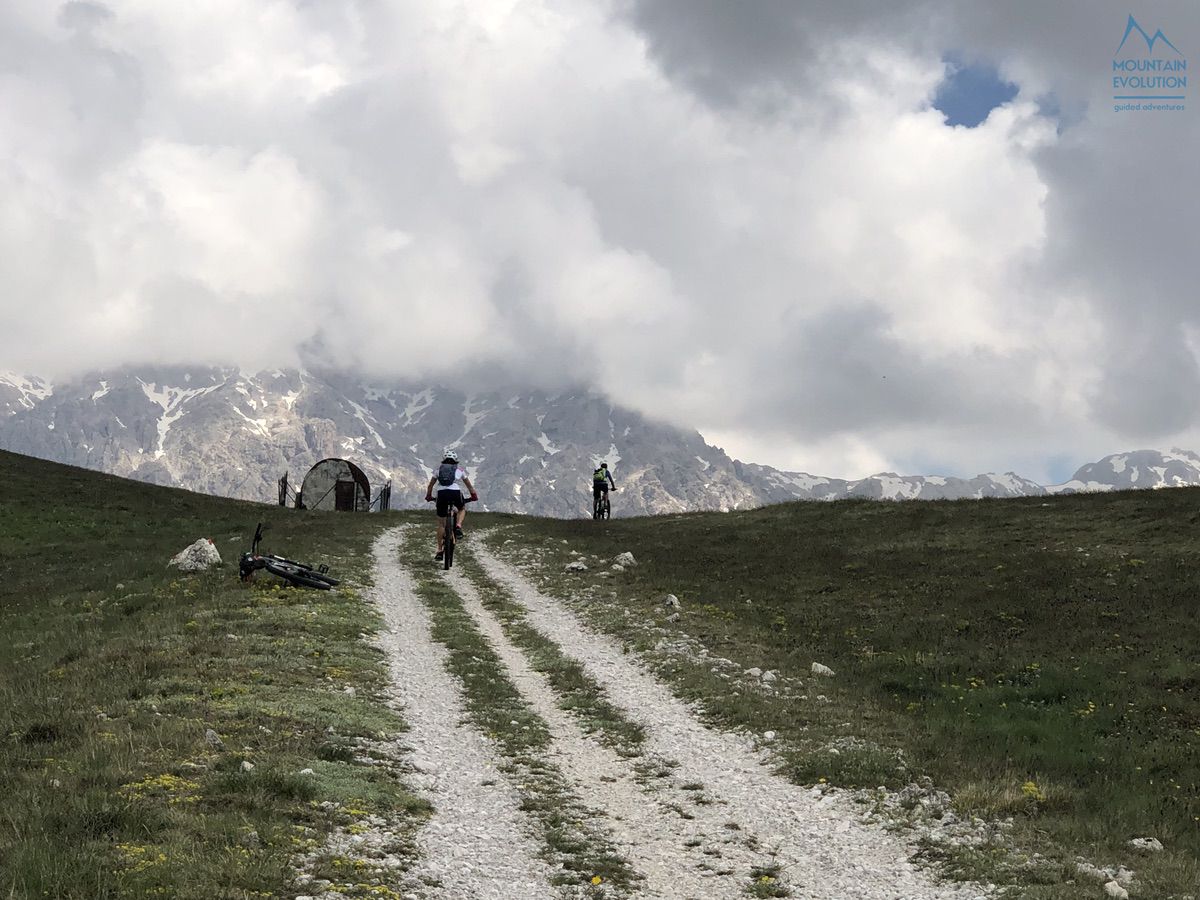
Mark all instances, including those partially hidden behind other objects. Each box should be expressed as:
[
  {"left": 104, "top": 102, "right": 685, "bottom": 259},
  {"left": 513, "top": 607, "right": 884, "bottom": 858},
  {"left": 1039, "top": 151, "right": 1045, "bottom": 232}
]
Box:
[
  {"left": 613, "top": 551, "right": 637, "bottom": 567},
  {"left": 664, "top": 594, "right": 681, "bottom": 609},
  {"left": 1104, "top": 881, "right": 1129, "bottom": 899},
  {"left": 1127, "top": 837, "right": 1163, "bottom": 854},
  {"left": 565, "top": 561, "right": 588, "bottom": 572},
  {"left": 762, "top": 670, "right": 777, "bottom": 683},
  {"left": 611, "top": 564, "right": 625, "bottom": 573},
  {"left": 241, "top": 760, "right": 255, "bottom": 772},
  {"left": 811, "top": 662, "right": 835, "bottom": 677},
  {"left": 204, "top": 728, "right": 224, "bottom": 749},
  {"left": 745, "top": 667, "right": 763, "bottom": 678},
  {"left": 168, "top": 538, "right": 222, "bottom": 572}
]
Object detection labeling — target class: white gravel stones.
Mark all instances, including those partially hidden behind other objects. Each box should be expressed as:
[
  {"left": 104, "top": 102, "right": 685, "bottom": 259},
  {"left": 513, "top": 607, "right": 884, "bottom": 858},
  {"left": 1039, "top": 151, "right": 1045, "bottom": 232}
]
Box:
[
  {"left": 447, "top": 567, "right": 757, "bottom": 898},
  {"left": 368, "top": 530, "right": 555, "bottom": 899},
  {"left": 811, "top": 662, "right": 835, "bottom": 677},
  {"left": 475, "top": 541, "right": 989, "bottom": 900},
  {"left": 613, "top": 552, "right": 638, "bottom": 567},
  {"left": 1127, "top": 836, "right": 1163, "bottom": 854}
]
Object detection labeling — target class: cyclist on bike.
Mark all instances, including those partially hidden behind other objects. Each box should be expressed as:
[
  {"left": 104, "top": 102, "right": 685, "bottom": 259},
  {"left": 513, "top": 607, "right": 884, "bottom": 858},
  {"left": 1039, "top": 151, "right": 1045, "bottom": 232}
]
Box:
[
  {"left": 592, "top": 462, "right": 616, "bottom": 514},
  {"left": 425, "top": 448, "right": 478, "bottom": 561}
]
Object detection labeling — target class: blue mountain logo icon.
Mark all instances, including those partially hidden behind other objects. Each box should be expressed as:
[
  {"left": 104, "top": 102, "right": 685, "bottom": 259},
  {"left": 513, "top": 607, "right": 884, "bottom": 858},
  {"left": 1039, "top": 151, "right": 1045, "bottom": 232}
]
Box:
[{"left": 1115, "top": 14, "right": 1182, "bottom": 55}]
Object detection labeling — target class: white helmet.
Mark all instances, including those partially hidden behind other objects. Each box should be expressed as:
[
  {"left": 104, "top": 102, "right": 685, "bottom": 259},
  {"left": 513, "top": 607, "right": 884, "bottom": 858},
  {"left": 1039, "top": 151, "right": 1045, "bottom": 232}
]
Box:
[{"left": 443, "top": 446, "right": 459, "bottom": 462}]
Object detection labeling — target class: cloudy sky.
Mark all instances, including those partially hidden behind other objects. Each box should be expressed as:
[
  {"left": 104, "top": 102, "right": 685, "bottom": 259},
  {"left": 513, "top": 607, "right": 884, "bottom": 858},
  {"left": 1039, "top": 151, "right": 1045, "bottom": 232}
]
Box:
[{"left": 1, "top": 0, "right": 1197, "bottom": 482}]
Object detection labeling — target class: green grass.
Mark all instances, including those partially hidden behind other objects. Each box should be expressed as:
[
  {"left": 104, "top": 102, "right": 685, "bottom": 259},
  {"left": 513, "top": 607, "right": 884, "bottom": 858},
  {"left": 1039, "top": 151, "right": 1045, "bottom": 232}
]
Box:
[
  {"left": 0, "top": 449, "right": 427, "bottom": 899},
  {"left": 399, "top": 532, "right": 638, "bottom": 894},
  {"left": 491, "top": 491, "right": 1200, "bottom": 898}
]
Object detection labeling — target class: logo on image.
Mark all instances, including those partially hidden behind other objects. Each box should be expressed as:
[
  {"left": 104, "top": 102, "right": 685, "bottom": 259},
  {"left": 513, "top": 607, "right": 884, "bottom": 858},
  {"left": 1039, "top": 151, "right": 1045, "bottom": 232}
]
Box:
[{"left": 1112, "top": 14, "right": 1186, "bottom": 112}]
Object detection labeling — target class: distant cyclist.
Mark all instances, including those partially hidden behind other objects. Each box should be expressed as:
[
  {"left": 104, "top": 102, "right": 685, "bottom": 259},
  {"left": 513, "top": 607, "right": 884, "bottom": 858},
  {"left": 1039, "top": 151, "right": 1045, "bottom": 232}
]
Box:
[
  {"left": 425, "top": 448, "right": 478, "bottom": 561},
  {"left": 592, "top": 462, "right": 616, "bottom": 512}
]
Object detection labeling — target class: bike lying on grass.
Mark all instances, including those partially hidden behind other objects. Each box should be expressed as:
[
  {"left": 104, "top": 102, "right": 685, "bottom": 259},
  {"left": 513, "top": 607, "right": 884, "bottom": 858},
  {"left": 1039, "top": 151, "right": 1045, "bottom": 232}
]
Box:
[{"left": 239, "top": 523, "right": 340, "bottom": 590}]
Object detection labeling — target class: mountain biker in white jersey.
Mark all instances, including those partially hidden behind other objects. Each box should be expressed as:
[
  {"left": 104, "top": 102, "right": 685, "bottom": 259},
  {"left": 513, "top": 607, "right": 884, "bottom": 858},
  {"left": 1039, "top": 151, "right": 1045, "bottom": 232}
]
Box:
[{"left": 425, "top": 448, "right": 477, "bottom": 561}]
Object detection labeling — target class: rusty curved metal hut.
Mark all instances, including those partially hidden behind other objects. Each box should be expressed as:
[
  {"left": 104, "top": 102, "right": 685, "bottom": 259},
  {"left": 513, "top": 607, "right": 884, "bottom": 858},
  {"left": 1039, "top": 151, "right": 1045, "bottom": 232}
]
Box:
[{"left": 298, "top": 458, "right": 371, "bottom": 511}]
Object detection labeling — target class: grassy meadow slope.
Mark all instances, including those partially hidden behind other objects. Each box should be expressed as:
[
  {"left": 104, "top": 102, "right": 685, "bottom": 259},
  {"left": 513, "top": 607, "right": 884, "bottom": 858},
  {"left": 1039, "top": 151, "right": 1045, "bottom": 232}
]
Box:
[
  {"left": 499, "top": 491, "right": 1200, "bottom": 897},
  {"left": 0, "top": 449, "right": 423, "bottom": 899},
  {"left": 4, "top": 445, "right": 1200, "bottom": 898}
]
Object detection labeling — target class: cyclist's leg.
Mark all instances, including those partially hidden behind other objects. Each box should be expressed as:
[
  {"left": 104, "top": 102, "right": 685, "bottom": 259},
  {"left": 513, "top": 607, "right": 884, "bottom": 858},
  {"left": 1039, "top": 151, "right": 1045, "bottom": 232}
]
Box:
[
  {"left": 434, "top": 492, "right": 448, "bottom": 552},
  {"left": 452, "top": 491, "right": 466, "bottom": 535}
]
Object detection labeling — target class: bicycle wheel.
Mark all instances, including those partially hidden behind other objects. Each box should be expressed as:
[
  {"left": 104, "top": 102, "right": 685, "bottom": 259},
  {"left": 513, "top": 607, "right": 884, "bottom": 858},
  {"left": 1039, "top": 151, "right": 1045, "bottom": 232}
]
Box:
[
  {"left": 264, "top": 560, "right": 332, "bottom": 590},
  {"left": 603, "top": 495, "right": 611, "bottom": 520},
  {"left": 443, "top": 513, "right": 455, "bottom": 569}
]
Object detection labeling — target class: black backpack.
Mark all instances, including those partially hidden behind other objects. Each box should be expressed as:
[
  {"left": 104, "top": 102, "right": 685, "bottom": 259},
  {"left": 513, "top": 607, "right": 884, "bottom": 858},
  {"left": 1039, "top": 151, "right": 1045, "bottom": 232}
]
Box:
[{"left": 437, "top": 463, "right": 458, "bottom": 487}]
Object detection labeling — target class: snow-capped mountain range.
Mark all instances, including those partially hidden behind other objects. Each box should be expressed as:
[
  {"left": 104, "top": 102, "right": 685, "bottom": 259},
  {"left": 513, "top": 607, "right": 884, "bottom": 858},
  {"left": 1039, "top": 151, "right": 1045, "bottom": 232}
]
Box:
[{"left": 2, "top": 367, "right": 1198, "bottom": 516}]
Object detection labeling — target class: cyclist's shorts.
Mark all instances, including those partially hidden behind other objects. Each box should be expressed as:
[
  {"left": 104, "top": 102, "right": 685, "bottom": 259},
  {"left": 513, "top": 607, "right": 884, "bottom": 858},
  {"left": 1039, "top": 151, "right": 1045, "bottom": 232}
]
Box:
[
  {"left": 592, "top": 482, "right": 609, "bottom": 498},
  {"left": 436, "top": 489, "right": 465, "bottom": 516}
]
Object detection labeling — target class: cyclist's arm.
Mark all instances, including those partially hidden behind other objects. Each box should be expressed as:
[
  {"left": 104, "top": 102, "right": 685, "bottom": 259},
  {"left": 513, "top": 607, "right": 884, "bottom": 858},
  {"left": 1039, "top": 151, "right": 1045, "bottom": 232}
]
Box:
[
  {"left": 607, "top": 471, "right": 616, "bottom": 488},
  {"left": 462, "top": 476, "right": 478, "bottom": 500},
  {"left": 425, "top": 477, "right": 436, "bottom": 501}
]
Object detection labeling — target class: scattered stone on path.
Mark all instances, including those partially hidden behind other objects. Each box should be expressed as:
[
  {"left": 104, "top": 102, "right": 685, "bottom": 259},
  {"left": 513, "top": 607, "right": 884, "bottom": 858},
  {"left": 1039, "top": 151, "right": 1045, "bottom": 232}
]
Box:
[
  {"left": 566, "top": 561, "right": 588, "bottom": 572},
  {"left": 168, "top": 538, "right": 222, "bottom": 572},
  {"left": 613, "top": 551, "right": 637, "bottom": 567},
  {"left": 204, "top": 728, "right": 224, "bottom": 749},
  {"left": 666, "top": 612, "right": 681, "bottom": 623},
  {"left": 1127, "top": 837, "right": 1163, "bottom": 854},
  {"left": 299, "top": 768, "right": 316, "bottom": 776},
  {"left": 811, "top": 662, "right": 835, "bottom": 677},
  {"left": 763, "top": 730, "right": 776, "bottom": 742}
]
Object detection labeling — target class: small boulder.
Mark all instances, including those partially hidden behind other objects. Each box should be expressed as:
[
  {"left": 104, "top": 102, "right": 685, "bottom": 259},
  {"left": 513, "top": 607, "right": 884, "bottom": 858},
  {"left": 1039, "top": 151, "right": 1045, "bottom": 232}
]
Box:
[
  {"left": 566, "top": 561, "right": 589, "bottom": 572},
  {"left": 611, "top": 564, "right": 625, "bottom": 573},
  {"left": 204, "top": 728, "right": 224, "bottom": 749},
  {"left": 664, "top": 594, "right": 681, "bottom": 609},
  {"left": 1104, "top": 881, "right": 1129, "bottom": 900},
  {"left": 763, "top": 730, "right": 776, "bottom": 741},
  {"left": 240, "top": 760, "right": 255, "bottom": 772},
  {"left": 762, "top": 670, "right": 777, "bottom": 683},
  {"left": 745, "top": 667, "right": 763, "bottom": 678},
  {"left": 613, "top": 551, "right": 637, "bottom": 567},
  {"left": 168, "top": 538, "right": 222, "bottom": 572},
  {"left": 811, "top": 662, "right": 835, "bottom": 677},
  {"left": 666, "top": 612, "right": 681, "bottom": 623},
  {"left": 299, "top": 768, "right": 316, "bottom": 776},
  {"left": 1127, "top": 837, "right": 1163, "bottom": 854}
]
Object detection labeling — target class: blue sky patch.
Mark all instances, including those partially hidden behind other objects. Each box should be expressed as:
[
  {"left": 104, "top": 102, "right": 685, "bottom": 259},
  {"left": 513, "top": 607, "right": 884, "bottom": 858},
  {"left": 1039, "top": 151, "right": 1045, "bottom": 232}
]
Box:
[{"left": 933, "top": 56, "right": 1019, "bottom": 127}]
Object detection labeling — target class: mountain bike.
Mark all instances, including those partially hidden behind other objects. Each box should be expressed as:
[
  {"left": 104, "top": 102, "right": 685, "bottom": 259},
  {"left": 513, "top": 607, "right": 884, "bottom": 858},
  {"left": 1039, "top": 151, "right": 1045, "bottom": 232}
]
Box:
[
  {"left": 429, "top": 495, "right": 475, "bottom": 570},
  {"left": 239, "top": 523, "right": 340, "bottom": 590},
  {"left": 593, "top": 487, "right": 614, "bottom": 520}
]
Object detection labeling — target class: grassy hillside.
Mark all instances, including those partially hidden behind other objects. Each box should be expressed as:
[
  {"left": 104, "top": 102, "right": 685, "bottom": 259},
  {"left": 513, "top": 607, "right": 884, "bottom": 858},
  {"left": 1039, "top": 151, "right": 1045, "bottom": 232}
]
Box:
[
  {"left": 501, "top": 490, "right": 1200, "bottom": 897},
  {"left": 4, "top": 447, "right": 1199, "bottom": 898},
  {"left": 0, "top": 449, "right": 422, "bottom": 899}
]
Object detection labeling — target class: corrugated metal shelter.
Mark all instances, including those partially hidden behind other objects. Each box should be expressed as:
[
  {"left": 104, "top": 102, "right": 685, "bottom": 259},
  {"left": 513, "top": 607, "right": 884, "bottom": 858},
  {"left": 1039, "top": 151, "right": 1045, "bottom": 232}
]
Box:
[{"left": 298, "top": 458, "right": 371, "bottom": 511}]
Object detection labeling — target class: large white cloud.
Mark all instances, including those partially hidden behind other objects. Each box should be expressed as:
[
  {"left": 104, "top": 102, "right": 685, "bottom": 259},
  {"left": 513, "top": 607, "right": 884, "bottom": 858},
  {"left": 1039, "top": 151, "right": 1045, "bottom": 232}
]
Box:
[{"left": 0, "top": 0, "right": 1196, "bottom": 481}]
